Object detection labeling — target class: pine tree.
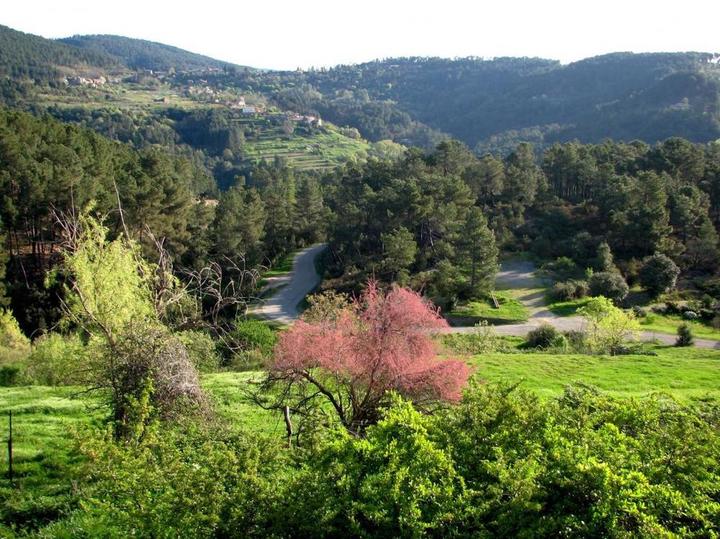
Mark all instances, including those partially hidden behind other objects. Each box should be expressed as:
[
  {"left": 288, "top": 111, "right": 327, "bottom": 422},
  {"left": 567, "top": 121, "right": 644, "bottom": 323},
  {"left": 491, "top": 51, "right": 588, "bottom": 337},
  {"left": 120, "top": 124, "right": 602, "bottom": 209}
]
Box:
[{"left": 455, "top": 207, "right": 498, "bottom": 299}]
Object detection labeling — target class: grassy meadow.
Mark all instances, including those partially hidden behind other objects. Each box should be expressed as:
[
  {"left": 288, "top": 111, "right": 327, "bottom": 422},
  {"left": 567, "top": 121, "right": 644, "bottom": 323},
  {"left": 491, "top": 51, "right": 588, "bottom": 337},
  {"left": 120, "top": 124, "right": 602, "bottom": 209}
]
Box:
[{"left": 450, "top": 290, "right": 530, "bottom": 324}]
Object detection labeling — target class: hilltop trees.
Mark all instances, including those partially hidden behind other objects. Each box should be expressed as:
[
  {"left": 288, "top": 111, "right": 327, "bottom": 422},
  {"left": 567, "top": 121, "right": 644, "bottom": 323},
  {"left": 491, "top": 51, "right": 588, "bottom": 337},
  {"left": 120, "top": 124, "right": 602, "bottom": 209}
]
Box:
[{"left": 263, "top": 283, "right": 470, "bottom": 435}]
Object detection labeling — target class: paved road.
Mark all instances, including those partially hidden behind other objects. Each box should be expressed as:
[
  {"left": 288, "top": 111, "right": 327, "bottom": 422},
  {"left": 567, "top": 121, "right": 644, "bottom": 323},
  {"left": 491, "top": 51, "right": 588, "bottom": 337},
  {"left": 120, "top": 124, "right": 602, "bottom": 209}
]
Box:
[
  {"left": 250, "top": 244, "right": 327, "bottom": 324},
  {"left": 446, "top": 260, "right": 720, "bottom": 350},
  {"left": 252, "top": 252, "right": 720, "bottom": 349}
]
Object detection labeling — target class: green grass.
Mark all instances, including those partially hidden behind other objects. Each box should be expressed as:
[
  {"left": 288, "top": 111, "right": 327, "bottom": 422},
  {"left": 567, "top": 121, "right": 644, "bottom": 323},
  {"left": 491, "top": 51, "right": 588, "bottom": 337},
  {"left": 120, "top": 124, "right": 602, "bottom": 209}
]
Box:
[
  {"left": 0, "top": 374, "right": 282, "bottom": 533},
  {"left": 639, "top": 313, "right": 720, "bottom": 341},
  {"left": 0, "top": 385, "right": 104, "bottom": 533},
  {"left": 264, "top": 251, "right": 296, "bottom": 277},
  {"left": 202, "top": 372, "right": 285, "bottom": 435},
  {"left": 547, "top": 296, "right": 590, "bottom": 316},
  {"left": 2, "top": 343, "right": 719, "bottom": 532},
  {"left": 450, "top": 291, "right": 529, "bottom": 324},
  {"left": 468, "top": 345, "right": 720, "bottom": 401}
]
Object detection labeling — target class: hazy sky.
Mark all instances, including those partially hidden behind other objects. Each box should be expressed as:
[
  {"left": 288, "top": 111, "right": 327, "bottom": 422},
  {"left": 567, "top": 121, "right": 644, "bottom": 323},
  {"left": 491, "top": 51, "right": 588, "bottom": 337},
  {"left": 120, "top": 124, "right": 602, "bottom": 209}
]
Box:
[{"left": 3, "top": 0, "right": 719, "bottom": 69}]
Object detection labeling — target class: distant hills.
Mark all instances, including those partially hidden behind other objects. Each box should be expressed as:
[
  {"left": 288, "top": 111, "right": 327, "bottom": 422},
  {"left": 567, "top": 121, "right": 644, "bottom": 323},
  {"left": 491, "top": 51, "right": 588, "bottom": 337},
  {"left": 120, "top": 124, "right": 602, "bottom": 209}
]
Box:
[
  {"left": 0, "top": 25, "right": 246, "bottom": 79},
  {"left": 59, "top": 34, "right": 248, "bottom": 72},
  {"left": 1, "top": 22, "right": 718, "bottom": 150},
  {"left": 284, "top": 54, "right": 720, "bottom": 150},
  {"left": 0, "top": 24, "right": 118, "bottom": 79}
]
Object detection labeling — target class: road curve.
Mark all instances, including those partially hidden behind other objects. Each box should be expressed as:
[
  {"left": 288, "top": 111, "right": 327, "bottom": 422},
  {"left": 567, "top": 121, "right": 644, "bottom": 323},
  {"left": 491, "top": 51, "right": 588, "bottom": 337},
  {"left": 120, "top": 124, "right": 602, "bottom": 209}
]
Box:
[
  {"left": 445, "top": 260, "right": 720, "bottom": 350},
  {"left": 250, "top": 243, "right": 327, "bottom": 324}
]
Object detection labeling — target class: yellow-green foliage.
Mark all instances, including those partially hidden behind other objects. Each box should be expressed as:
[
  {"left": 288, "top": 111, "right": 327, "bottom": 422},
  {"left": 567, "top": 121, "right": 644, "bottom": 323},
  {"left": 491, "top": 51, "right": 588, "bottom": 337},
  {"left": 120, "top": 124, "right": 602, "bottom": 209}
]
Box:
[
  {"left": 65, "top": 216, "right": 157, "bottom": 338},
  {"left": 0, "top": 309, "right": 30, "bottom": 351},
  {"left": 26, "top": 333, "right": 86, "bottom": 385},
  {"left": 579, "top": 296, "right": 640, "bottom": 354}
]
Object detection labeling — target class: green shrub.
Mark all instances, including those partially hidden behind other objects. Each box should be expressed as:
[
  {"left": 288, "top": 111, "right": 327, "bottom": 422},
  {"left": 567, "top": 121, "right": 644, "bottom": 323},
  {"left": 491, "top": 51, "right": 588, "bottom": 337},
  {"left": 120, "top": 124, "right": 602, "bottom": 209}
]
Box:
[
  {"left": 0, "top": 365, "right": 20, "bottom": 386},
  {"left": 442, "top": 321, "right": 500, "bottom": 354},
  {"left": 525, "top": 323, "right": 566, "bottom": 349},
  {"left": 0, "top": 309, "right": 30, "bottom": 350},
  {"left": 221, "top": 319, "right": 278, "bottom": 367},
  {"left": 552, "top": 279, "right": 588, "bottom": 301},
  {"left": 177, "top": 330, "right": 220, "bottom": 373},
  {"left": 588, "top": 271, "right": 629, "bottom": 302},
  {"left": 33, "top": 387, "right": 720, "bottom": 538},
  {"left": 541, "top": 257, "right": 579, "bottom": 280},
  {"left": 26, "top": 333, "right": 86, "bottom": 385},
  {"left": 639, "top": 253, "right": 680, "bottom": 296},
  {"left": 563, "top": 329, "right": 588, "bottom": 352},
  {"left": 676, "top": 323, "right": 694, "bottom": 347}
]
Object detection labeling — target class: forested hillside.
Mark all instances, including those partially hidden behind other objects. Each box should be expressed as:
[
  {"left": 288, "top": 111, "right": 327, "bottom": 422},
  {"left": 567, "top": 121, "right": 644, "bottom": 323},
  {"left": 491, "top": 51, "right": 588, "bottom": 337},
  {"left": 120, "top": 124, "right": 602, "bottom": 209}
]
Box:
[
  {"left": 0, "top": 108, "right": 327, "bottom": 335},
  {"left": 1, "top": 24, "right": 719, "bottom": 151},
  {"left": 261, "top": 54, "right": 720, "bottom": 150},
  {"left": 0, "top": 25, "right": 119, "bottom": 81},
  {"left": 59, "top": 34, "right": 246, "bottom": 72}
]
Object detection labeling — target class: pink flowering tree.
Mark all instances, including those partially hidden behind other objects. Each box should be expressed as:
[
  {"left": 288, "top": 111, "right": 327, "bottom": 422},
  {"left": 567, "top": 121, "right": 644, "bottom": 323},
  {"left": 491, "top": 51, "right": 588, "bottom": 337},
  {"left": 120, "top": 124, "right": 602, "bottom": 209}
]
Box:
[{"left": 261, "top": 282, "right": 470, "bottom": 435}]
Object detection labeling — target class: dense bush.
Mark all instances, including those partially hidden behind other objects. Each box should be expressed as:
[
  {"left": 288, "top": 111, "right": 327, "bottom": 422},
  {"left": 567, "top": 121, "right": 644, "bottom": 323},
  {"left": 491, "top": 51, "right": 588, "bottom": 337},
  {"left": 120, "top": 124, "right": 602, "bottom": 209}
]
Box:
[
  {"left": 442, "top": 321, "right": 501, "bottom": 354},
  {"left": 0, "top": 310, "right": 29, "bottom": 351},
  {"left": 26, "top": 333, "right": 86, "bottom": 385},
  {"left": 177, "top": 330, "right": 220, "bottom": 373},
  {"left": 588, "top": 271, "right": 629, "bottom": 302},
  {"left": 541, "top": 257, "right": 579, "bottom": 280},
  {"left": 639, "top": 253, "right": 680, "bottom": 296},
  {"left": 552, "top": 279, "right": 588, "bottom": 301},
  {"left": 579, "top": 296, "right": 639, "bottom": 354},
  {"left": 39, "top": 385, "right": 720, "bottom": 537},
  {"left": 525, "top": 323, "right": 566, "bottom": 349},
  {"left": 230, "top": 319, "right": 277, "bottom": 357},
  {"left": 676, "top": 323, "right": 694, "bottom": 346}
]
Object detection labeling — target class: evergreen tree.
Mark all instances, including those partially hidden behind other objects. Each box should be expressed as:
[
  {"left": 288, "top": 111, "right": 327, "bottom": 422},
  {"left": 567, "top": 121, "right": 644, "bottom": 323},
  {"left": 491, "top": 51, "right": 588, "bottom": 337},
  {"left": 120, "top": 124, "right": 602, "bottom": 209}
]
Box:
[
  {"left": 211, "top": 186, "right": 266, "bottom": 265},
  {"left": 454, "top": 207, "right": 498, "bottom": 298},
  {"left": 295, "top": 176, "right": 326, "bottom": 245},
  {"left": 595, "top": 241, "right": 617, "bottom": 273},
  {"left": 381, "top": 227, "right": 417, "bottom": 282}
]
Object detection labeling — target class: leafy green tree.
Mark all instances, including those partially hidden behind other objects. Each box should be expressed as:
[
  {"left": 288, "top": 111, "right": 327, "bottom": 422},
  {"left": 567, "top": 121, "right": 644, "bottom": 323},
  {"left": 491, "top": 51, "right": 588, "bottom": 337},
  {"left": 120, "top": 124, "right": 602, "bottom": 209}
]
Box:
[
  {"left": 595, "top": 241, "right": 616, "bottom": 272},
  {"left": 684, "top": 218, "right": 720, "bottom": 271},
  {"left": 503, "top": 143, "right": 545, "bottom": 207},
  {"left": 295, "top": 176, "right": 327, "bottom": 244},
  {"left": 626, "top": 171, "right": 674, "bottom": 256},
  {"left": 578, "top": 296, "right": 639, "bottom": 354},
  {"left": 638, "top": 253, "right": 681, "bottom": 296},
  {"left": 588, "top": 271, "right": 629, "bottom": 303},
  {"left": 61, "top": 215, "right": 205, "bottom": 436},
  {"left": 463, "top": 155, "right": 505, "bottom": 206}
]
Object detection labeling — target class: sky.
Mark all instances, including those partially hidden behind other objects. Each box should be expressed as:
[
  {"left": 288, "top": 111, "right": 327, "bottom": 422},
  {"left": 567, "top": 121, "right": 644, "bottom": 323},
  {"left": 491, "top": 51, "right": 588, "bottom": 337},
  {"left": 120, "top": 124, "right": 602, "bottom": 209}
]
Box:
[{"left": 2, "top": 0, "right": 719, "bottom": 70}]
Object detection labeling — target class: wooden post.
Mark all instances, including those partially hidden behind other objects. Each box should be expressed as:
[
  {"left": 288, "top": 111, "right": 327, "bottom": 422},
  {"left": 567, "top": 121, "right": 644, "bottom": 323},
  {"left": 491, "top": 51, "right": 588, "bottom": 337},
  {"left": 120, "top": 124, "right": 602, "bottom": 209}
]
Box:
[
  {"left": 283, "top": 406, "right": 293, "bottom": 448},
  {"left": 7, "top": 411, "right": 13, "bottom": 483},
  {"left": 490, "top": 292, "right": 500, "bottom": 309}
]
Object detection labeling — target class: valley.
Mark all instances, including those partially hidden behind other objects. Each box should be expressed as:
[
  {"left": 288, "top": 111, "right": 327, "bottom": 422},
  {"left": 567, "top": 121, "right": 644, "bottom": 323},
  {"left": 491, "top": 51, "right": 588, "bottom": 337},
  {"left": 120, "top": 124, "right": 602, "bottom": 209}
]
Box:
[{"left": 0, "top": 19, "right": 719, "bottom": 538}]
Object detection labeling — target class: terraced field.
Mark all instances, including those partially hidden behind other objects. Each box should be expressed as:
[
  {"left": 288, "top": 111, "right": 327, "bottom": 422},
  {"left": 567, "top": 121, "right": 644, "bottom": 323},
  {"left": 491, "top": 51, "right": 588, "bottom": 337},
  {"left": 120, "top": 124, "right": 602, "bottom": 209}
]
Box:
[{"left": 240, "top": 124, "right": 370, "bottom": 171}]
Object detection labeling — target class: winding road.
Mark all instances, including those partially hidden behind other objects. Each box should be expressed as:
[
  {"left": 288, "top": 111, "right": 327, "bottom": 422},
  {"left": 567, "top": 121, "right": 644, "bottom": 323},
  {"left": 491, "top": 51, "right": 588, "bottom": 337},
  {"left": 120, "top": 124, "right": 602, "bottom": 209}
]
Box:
[
  {"left": 250, "top": 243, "right": 327, "bottom": 325},
  {"left": 445, "top": 260, "right": 720, "bottom": 350},
  {"left": 253, "top": 248, "right": 720, "bottom": 349}
]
